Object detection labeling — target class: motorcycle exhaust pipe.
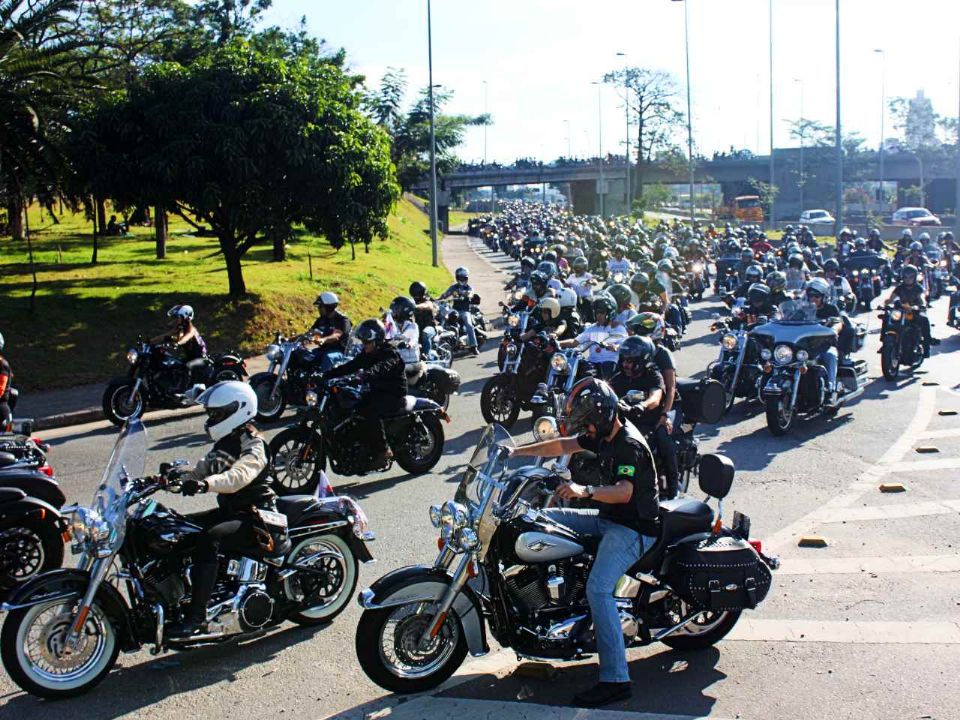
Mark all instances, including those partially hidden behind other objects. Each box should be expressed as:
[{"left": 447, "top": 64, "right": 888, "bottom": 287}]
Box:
[{"left": 653, "top": 611, "right": 708, "bottom": 641}]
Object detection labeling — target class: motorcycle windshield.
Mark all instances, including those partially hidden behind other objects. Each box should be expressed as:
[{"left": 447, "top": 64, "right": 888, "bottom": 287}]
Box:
[
  {"left": 455, "top": 424, "right": 523, "bottom": 511},
  {"left": 776, "top": 300, "right": 818, "bottom": 324},
  {"left": 95, "top": 419, "right": 147, "bottom": 550}
]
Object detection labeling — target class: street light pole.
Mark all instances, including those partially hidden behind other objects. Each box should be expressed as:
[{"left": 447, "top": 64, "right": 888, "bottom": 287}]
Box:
[
  {"left": 768, "top": 0, "right": 775, "bottom": 227},
  {"left": 593, "top": 81, "right": 605, "bottom": 217},
  {"left": 676, "top": 0, "right": 695, "bottom": 224},
  {"left": 426, "top": 0, "right": 439, "bottom": 267},
  {"left": 834, "top": 0, "right": 843, "bottom": 234},
  {"left": 956, "top": 38, "right": 960, "bottom": 238},
  {"left": 617, "top": 52, "right": 631, "bottom": 214},
  {"left": 874, "top": 49, "right": 885, "bottom": 210},
  {"left": 482, "top": 80, "right": 488, "bottom": 165},
  {"left": 794, "top": 78, "right": 804, "bottom": 215}
]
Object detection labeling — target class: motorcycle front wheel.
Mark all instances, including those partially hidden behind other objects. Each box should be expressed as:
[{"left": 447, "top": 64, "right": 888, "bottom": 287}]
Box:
[
  {"left": 880, "top": 338, "right": 900, "bottom": 380},
  {"left": 250, "top": 375, "right": 287, "bottom": 423},
  {"left": 355, "top": 602, "right": 468, "bottom": 694},
  {"left": 269, "top": 426, "right": 324, "bottom": 496},
  {"left": 101, "top": 379, "right": 145, "bottom": 427},
  {"left": 480, "top": 375, "right": 520, "bottom": 427},
  {"left": 1, "top": 599, "right": 120, "bottom": 699},
  {"left": 765, "top": 395, "right": 794, "bottom": 436}
]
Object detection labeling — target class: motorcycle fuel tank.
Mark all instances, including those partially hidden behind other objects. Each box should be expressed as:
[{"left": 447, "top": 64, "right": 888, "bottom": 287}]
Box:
[{"left": 515, "top": 531, "right": 584, "bottom": 563}]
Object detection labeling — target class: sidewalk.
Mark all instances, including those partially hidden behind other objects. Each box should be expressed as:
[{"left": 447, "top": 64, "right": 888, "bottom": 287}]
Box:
[{"left": 18, "top": 233, "right": 505, "bottom": 430}]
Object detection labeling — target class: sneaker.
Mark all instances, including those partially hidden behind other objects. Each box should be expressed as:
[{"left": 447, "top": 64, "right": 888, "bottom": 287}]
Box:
[
  {"left": 931, "top": 337, "right": 941, "bottom": 346},
  {"left": 572, "top": 682, "right": 633, "bottom": 708}
]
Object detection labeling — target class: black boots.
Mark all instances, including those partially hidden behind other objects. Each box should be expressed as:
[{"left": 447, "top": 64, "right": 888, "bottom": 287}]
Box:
[
  {"left": 572, "top": 681, "right": 633, "bottom": 708},
  {"left": 167, "top": 562, "right": 217, "bottom": 639}
]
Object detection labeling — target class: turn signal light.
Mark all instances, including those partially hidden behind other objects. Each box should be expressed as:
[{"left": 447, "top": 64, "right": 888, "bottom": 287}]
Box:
[
  {"left": 749, "top": 539, "right": 763, "bottom": 554},
  {"left": 38, "top": 464, "right": 54, "bottom": 478},
  {"left": 437, "top": 537, "right": 445, "bottom": 551}
]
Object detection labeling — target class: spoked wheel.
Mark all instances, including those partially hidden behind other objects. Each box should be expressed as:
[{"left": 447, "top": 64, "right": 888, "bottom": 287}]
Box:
[
  {"left": 765, "top": 395, "right": 794, "bottom": 436},
  {"left": 1, "top": 599, "right": 120, "bottom": 699},
  {"left": 0, "top": 521, "right": 63, "bottom": 587},
  {"left": 394, "top": 415, "right": 445, "bottom": 475},
  {"left": 269, "top": 427, "right": 324, "bottom": 496},
  {"left": 286, "top": 534, "right": 357, "bottom": 625},
  {"left": 659, "top": 598, "right": 741, "bottom": 651},
  {"left": 355, "top": 601, "right": 468, "bottom": 693},
  {"left": 101, "top": 380, "right": 145, "bottom": 427},
  {"left": 480, "top": 375, "right": 519, "bottom": 427}
]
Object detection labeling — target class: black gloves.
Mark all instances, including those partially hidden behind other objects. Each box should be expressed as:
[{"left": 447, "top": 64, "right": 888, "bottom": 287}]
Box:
[{"left": 180, "top": 478, "right": 208, "bottom": 496}]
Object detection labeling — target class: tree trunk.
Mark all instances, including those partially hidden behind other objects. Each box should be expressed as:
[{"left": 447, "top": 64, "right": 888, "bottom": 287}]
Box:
[
  {"left": 91, "top": 205, "right": 99, "bottom": 265},
  {"left": 350, "top": 239, "right": 356, "bottom": 260},
  {"left": 7, "top": 197, "right": 24, "bottom": 241},
  {"left": 154, "top": 205, "right": 167, "bottom": 259},
  {"left": 635, "top": 115, "right": 645, "bottom": 202},
  {"left": 220, "top": 235, "right": 247, "bottom": 298},
  {"left": 96, "top": 197, "right": 107, "bottom": 237},
  {"left": 272, "top": 232, "right": 286, "bottom": 262}
]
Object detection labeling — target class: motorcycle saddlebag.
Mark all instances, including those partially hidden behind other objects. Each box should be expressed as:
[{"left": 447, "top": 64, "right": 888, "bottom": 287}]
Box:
[
  {"left": 426, "top": 365, "right": 462, "bottom": 395},
  {"left": 676, "top": 377, "right": 725, "bottom": 425},
  {"left": 670, "top": 535, "right": 772, "bottom": 612}
]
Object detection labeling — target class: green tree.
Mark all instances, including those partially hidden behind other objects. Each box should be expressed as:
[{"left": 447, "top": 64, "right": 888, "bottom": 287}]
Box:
[
  {"left": 76, "top": 40, "right": 399, "bottom": 298},
  {"left": 193, "top": 0, "right": 272, "bottom": 46}
]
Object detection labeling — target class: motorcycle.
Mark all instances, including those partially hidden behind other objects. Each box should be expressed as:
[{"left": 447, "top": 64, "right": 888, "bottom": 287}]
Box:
[
  {"left": 435, "top": 299, "right": 488, "bottom": 357},
  {"left": 480, "top": 329, "right": 554, "bottom": 428},
  {"left": 103, "top": 338, "right": 246, "bottom": 427},
  {"left": 707, "top": 311, "right": 768, "bottom": 413},
  {"left": 269, "top": 377, "right": 447, "bottom": 495},
  {"left": 0, "top": 420, "right": 374, "bottom": 698},
  {"left": 249, "top": 332, "right": 342, "bottom": 423},
  {"left": 752, "top": 300, "right": 867, "bottom": 436},
  {"left": 405, "top": 360, "right": 461, "bottom": 411},
  {"left": 687, "top": 261, "right": 707, "bottom": 301},
  {"left": 354, "top": 424, "right": 777, "bottom": 694},
  {"left": 878, "top": 302, "right": 926, "bottom": 380},
  {"left": 846, "top": 265, "right": 882, "bottom": 312}
]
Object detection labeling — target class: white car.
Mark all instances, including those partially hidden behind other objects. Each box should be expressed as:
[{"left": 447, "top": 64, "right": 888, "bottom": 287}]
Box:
[
  {"left": 799, "top": 209, "right": 836, "bottom": 226},
  {"left": 892, "top": 207, "right": 941, "bottom": 227}
]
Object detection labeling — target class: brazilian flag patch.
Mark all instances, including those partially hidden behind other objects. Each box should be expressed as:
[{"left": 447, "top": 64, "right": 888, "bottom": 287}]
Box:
[{"left": 617, "top": 465, "right": 636, "bottom": 477}]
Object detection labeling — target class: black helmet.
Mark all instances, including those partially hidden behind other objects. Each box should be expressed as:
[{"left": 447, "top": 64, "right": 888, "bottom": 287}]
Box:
[
  {"left": 740, "top": 248, "right": 754, "bottom": 260},
  {"left": 823, "top": 258, "right": 840, "bottom": 272},
  {"left": 944, "top": 231, "right": 955, "bottom": 242},
  {"left": 744, "top": 265, "right": 763, "bottom": 283},
  {"left": 629, "top": 272, "right": 649, "bottom": 294},
  {"left": 455, "top": 266, "right": 470, "bottom": 282},
  {"left": 617, "top": 335, "right": 656, "bottom": 370},
  {"left": 530, "top": 270, "right": 548, "bottom": 292},
  {"left": 520, "top": 256, "right": 536, "bottom": 271},
  {"left": 537, "top": 261, "right": 557, "bottom": 278},
  {"left": 747, "top": 282, "right": 771, "bottom": 307},
  {"left": 592, "top": 294, "right": 617, "bottom": 318},
  {"left": 607, "top": 283, "right": 632, "bottom": 308},
  {"left": 563, "top": 378, "right": 619, "bottom": 438},
  {"left": 355, "top": 318, "right": 386, "bottom": 345},
  {"left": 572, "top": 256, "right": 589, "bottom": 272},
  {"left": 787, "top": 253, "right": 804, "bottom": 269},
  {"left": 855, "top": 237, "right": 867, "bottom": 250},
  {"left": 766, "top": 270, "right": 786, "bottom": 292},
  {"left": 868, "top": 227, "right": 881, "bottom": 240},
  {"left": 901, "top": 264, "right": 918, "bottom": 281},
  {"left": 543, "top": 250, "right": 558, "bottom": 264},
  {"left": 409, "top": 281, "right": 427, "bottom": 300},
  {"left": 909, "top": 241, "right": 923, "bottom": 252},
  {"left": 389, "top": 296, "right": 416, "bottom": 323}
]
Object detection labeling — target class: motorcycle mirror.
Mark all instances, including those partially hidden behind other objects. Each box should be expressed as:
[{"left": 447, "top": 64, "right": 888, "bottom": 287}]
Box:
[
  {"left": 183, "top": 384, "right": 207, "bottom": 403},
  {"left": 547, "top": 459, "right": 571, "bottom": 481}
]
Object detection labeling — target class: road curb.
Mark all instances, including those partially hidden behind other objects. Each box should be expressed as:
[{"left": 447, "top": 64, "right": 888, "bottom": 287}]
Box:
[{"left": 29, "top": 408, "right": 104, "bottom": 431}]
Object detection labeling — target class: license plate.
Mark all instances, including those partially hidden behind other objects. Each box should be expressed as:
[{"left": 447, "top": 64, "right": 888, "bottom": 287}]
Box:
[
  {"left": 732, "top": 511, "right": 751, "bottom": 539},
  {"left": 257, "top": 509, "right": 288, "bottom": 530}
]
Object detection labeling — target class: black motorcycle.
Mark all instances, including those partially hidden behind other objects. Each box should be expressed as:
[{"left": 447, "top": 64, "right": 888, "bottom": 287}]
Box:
[
  {"left": 435, "top": 297, "right": 488, "bottom": 357},
  {"left": 0, "top": 420, "right": 374, "bottom": 698},
  {"left": 268, "top": 377, "right": 446, "bottom": 495},
  {"left": 752, "top": 300, "right": 867, "bottom": 435},
  {"left": 878, "top": 302, "right": 926, "bottom": 380},
  {"left": 355, "top": 425, "right": 777, "bottom": 694},
  {"left": 103, "top": 338, "right": 246, "bottom": 426},
  {"left": 480, "top": 329, "right": 553, "bottom": 428},
  {"left": 707, "top": 310, "right": 768, "bottom": 414},
  {"left": 405, "top": 360, "right": 461, "bottom": 411}
]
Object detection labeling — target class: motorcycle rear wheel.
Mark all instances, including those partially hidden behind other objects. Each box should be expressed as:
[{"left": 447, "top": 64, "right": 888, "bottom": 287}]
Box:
[
  {"left": 286, "top": 534, "right": 357, "bottom": 625},
  {"left": 480, "top": 375, "right": 520, "bottom": 427},
  {"left": 660, "top": 604, "right": 741, "bottom": 651},
  {"left": 0, "top": 519, "right": 64, "bottom": 589}
]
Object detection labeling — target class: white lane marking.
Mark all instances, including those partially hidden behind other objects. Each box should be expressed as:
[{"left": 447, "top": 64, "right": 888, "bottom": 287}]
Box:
[
  {"left": 728, "top": 618, "right": 960, "bottom": 644},
  {"left": 882, "top": 457, "right": 960, "bottom": 473},
  {"left": 765, "top": 387, "right": 937, "bottom": 551},
  {"left": 778, "top": 554, "right": 960, "bottom": 575},
  {"left": 811, "top": 499, "right": 960, "bottom": 523},
  {"left": 355, "top": 696, "right": 732, "bottom": 720},
  {"left": 917, "top": 427, "right": 960, "bottom": 439}
]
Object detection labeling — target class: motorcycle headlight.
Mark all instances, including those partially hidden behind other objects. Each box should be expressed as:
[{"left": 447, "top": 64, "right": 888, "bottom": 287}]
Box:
[
  {"left": 760, "top": 348, "right": 772, "bottom": 360},
  {"left": 455, "top": 527, "right": 480, "bottom": 551},
  {"left": 721, "top": 333, "right": 739, "bottom": 350},
  {"left": 890, "top": 309, "right": 903, "bottom": 321},
  {"left": 126, "top": 348, "right": 139, "bottom": 365},
  {"left": 305, "top": 389, "right": 318, "bottom": 406},
  {"left": 69, "top": 507, "right": 109, "bottom": 548},
  {"left": 953, "top": 254, "right": 960, "bottom": 263},
  {"left": 440, "top": 501, "right": 469, "bottom": 531},
  {"left": 796, "top": 349, "right": 809, "bottom": 362},
  {"left": 550, "top": 353, "right": 569, "bottom": 372},
  {"left": 508, "top": 314, "right": 520, "bottom": 328},
  {"left": 533, "top": 416, "right": 559, "bottom": 441},
  {"left": 851, "top": 269, "right": 859, "bottom": 276},
  {"left": 692, "top": 262, "right": 703, "bottom": 273},
  {"left": 505, "top": 343, "right": 518, "bottom": 357},
  {"left": 941, "top": 259, "right": 948, "bottom": 267},
  {"left": 773, "top": 344, "right": 794, "bottom": 365},
  {"left": 429, "top": 504, "right": 442, "bottom": 528},
  {"left": 265, "top": 344, "right": 281, "bottom": 361}
]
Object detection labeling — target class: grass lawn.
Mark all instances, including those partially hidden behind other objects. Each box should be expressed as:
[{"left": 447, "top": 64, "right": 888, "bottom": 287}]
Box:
[
  {"left": 0, "top": 199, "right": 450, "bottom": 391},
  {"left": 448, "top": 210, "right": 482, "bottom": 230}
]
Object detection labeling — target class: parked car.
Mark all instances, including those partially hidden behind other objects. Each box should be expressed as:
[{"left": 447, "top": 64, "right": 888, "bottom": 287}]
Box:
[
  {"left": 892, "top": 207, "right": 941, "bottom": 226},
  {"left": 798, "top": 209, "right": 836, "bottom": 227}
]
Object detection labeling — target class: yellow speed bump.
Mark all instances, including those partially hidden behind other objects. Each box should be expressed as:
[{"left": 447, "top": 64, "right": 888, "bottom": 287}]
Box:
[
  {"left": 798, "top": 535, "right": 829, "bottom": 548},
  {"left": 879, "top": 483, "right": 907, "bottom": 493},
  {"left": 915, "top": 446, "right": 940, "bottom": 454}
]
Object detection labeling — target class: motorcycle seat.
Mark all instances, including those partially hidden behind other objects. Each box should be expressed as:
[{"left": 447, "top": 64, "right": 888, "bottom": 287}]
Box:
[
  {"left": 0, "top": 452, "right": 17, "bottom": 468},
  {"left": 276, "top": 495, "right": 320, "bottom": 527},
  {"left": 0, "top": 487, "right": 27, "bottom": 504},
  {"left": 630, "top": 498, "right": 714, "bottom": 574}
]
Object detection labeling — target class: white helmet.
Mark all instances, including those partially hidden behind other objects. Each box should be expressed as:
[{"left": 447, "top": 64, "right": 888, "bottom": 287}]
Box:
[
  {"left": 558, "top": 287, "right": 578, "bottom": 309},
  {"left": 167, "top": 304, "right": 194, "bottom": 322},
  {"left": 0, "top": 331, "right": 4, "bottom": 352},
  {"left": 197, "top": 381, "right": 257, "bottom": 441},
  {"left": 315, "top": 291, "right": 339, "bottom": 307},
  {"left": 537, "top": 297, "right": 561, "bottom": 320}
]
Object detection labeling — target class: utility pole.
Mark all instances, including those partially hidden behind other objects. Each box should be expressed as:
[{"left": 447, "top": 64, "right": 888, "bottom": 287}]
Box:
[
  {"left": 834, "top": 0, "right": 843, "bottom": 234},
  {"left": 426, "top": 0, "right": 439, "bottom": 267},
  {"left": 768, "top": 0, "right": 775, "bottom": 227},
  {"left": 617, "top": 52, "right": 631, "bottom": 214},
  {"left": 593, "top": 81, "right": 605, "bottom": 217},
  {"left": 875, "top": 49, "right": 886, "bottom": 211},
  {"left": 678, "top": 0, "right": 695, "bottom": 224}
]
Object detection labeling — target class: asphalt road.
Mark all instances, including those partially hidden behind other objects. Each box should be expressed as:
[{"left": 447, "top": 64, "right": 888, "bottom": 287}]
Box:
[{"left": 2, "top": 238, "right": 960, "bottom": 720}]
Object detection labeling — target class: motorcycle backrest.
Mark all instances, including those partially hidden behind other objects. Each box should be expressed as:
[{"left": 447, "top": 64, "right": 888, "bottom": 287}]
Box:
[
  {"left": 0, "top": 451, "right": 17, "bottom": 468},
  {"left": 698, "top": 453, "right": 735, "bottom": 499}
]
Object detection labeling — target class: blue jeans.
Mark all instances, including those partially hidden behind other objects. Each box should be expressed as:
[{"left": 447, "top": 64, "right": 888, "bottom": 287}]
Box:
[
  {"left": 310, "top": 348, "right": 344, "bottom": 372},
  {"left": 544, "top": 508, "right": 657, "bottom": 683},
  {"left": 819, "top": 346, "right": 838, "bottom": 389},
  {"left": 458, "top": 310, "right": 478, "bottom": 348},
  {"left": 420, "top": 326, "right": 436, "bottom": 357},
  {"left": 665, "top": 303, "right": 685, "bottom": 331}
]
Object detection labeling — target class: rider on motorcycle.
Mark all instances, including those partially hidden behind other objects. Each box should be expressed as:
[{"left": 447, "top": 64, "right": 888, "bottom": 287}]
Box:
[
  {"left": 310, "top": 292, "right": 352, "bottom": 371},
  {"left": 410, "top": 281, "right": 437, "bottom": 357},
  {"left": 766, "top": 271, "right": 790, "bottom": 307},
  {"left": 152, "top": 305, "right": 208, "bottom": 387},
  {"left": 606, "top": 244, "right": 633, "bottom": 277},
  {"left": 804, "top": 278, "right": 844, "bottom": 402},
  {"left": 507, "top": 378, "right": 658, "bottom": 708},
  {"left": 439, "top": 267, "right": 480, "bottom": 356},
  {"left": 566, "top": 256, "right": 595, "bottom": 300},
  {"left": 0, "top": 332, "right": 12, "bottom": 430},
  {"left": 866, "top": 227, "right": 894, "bottom": 254},
  {"left": 883, "top": 265, "right": 939, "bottom": 357},
  {"left": 167, "top": 381, "right": 279, "bottom": 638},
  {"left": 322, "top": 319, "right": 408, "bottom": 465},
  {"left": 731, "top": 264, "right": 765, "bottom": 300},
  {"left": 505, "top": 256, "right": 536, "bottom": 291},
  {"left": 387, "top": 297, "right": 422, "bottom": 366},
  {"left": 559, "top": 295, "right": 627, "bottom": 380},
  {"left": 607, "top": 283, "right": 636, "bottom": 325},
  {"left": 822, "top": 259, "right": 854, "bottom": 309},
  {"left": 522, "top": 297, "right": 568, "bottom": 341}
]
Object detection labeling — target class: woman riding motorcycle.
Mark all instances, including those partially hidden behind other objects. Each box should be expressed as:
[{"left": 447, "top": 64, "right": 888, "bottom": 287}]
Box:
[
  {"left": 167, "top": 381, "right": 280, "bottom": 638},
  {"left": 0, "top": 332, "right": 13, "bottom": 430},
  {"left": 152, "top": 305, "right": 208, "bottom": 387}
]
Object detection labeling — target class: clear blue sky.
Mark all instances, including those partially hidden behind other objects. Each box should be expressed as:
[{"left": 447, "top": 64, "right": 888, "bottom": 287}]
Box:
[{"left": 263, "top": 0, "right": 960, "bottom": 163}]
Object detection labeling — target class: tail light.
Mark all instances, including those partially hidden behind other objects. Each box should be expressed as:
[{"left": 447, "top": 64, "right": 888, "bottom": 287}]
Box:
[
  {"left": 38, "top": 464, "right": 55, "bottom": 478},
  {"left": 748, "top": 539, "right": 763, "bottom": 554}
]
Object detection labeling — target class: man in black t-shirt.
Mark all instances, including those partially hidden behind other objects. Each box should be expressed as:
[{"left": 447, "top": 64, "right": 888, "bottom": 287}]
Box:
[
  {"left": 509, "top": 379, "right": 658, "bottom": 708},
  {"left": 805, "top": 278, "right": 843, "bottom": 401},
  {"left": 309, "top": 291, "right": 352, "bottom": 370},
  {"left": 883, "top": 265, "right": 938, "bottom": 357}
]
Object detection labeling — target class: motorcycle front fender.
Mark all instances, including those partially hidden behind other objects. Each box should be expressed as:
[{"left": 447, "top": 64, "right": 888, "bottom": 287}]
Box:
[
  {"left": 358, "top": 565, "right": 489, "bottom": 657},
  {"left": 1, "top": 568, "right": 139, "bottom": 651},
  {"left": 249, "top": 370, "right": 284, "bottom": 398},
  {"left": 0, "top": 495, "right": 64, "bottom": 530}
]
